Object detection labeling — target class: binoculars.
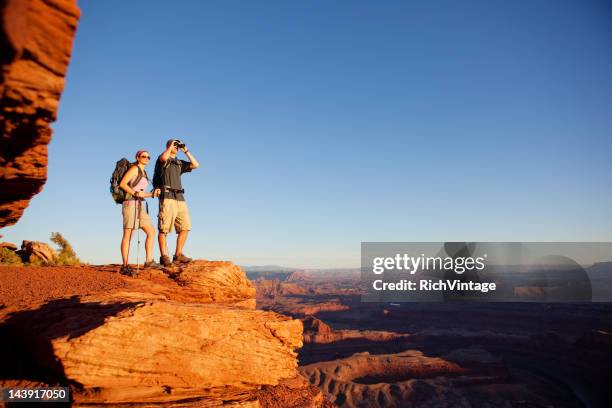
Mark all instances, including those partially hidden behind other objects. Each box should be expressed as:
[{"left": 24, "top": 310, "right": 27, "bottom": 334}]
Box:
[{"left": 173, "top": 140, "right": 186, "bottom": 149}]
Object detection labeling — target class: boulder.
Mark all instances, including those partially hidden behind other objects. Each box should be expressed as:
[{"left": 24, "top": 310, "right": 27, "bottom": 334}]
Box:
[
  {"left": 171, "top": 260, "right": 256, "bottom": 302},
  {"left": 122, "top": 260, "right": 258, "bottom": 308},
  {"left": 9, "top": 298, "right": 302, "bottom": 403},
  {"left": 20, "top": 240, "right": 56, "bottom": 263}
]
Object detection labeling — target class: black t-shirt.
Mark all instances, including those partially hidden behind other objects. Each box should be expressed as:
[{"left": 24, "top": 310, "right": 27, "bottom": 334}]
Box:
[{"left": 153, "top": 156, "right": 192, "bottom": 201}]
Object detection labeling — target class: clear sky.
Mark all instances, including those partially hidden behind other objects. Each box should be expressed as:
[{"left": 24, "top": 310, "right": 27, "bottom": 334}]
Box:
[{"left": 3, "top": 0, "right": 612, "bottom": 268}]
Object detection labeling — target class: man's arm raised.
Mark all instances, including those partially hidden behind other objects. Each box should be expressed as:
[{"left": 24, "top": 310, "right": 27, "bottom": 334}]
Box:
[
  {"left": 182, "top": 146, "right": 199, "bottom": 169},
  {"left": 159, "top": 143, "right": 174, "bottom": 163}
]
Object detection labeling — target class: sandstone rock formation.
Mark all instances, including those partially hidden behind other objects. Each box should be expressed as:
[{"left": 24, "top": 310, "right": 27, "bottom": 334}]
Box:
[
  {"left": 0, "top": 241, "right": 17, "bottom": 251},
  {"left": 253, "top": 275, "right": 361, "bottom": 318},
  {"left": 300, "top": 346, "right": 584, "bottom": 408},
  {"left": 260, "top": 297, "right": 349, "bottom": 317},
  {"left": 300, "top": 302, "right": 612, "bottom": 407},
  {"left": 302, "top": 316, "right": 410, "bottom": 345},
  {"left": 168, "top": 260, "right": 258, "bottom": 306},
  {"left": 254, "top": 278, "right": 308, "bottom": 299},
  {"left": 254, "top": 280, "right": 350, "bottom": 317},
  {"left": 19, "top": 239, "right": 56, "bottom": 263},
  {"left": 0, "top": 0, "right": 80, "bottom": 227},
  {"left": 300, "top": 350, "right": 467, "bottom": 408},
  {"left": 286, "top": 271, "right": 309, "bottom": 282},
  {"left": 0, "top": 260, "right": 332, "bottom": 406}
]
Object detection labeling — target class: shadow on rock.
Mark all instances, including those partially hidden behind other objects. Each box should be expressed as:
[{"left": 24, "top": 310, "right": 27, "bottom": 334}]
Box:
[{"left": 0, "top": 296, "right": 141, "bottom": 384}]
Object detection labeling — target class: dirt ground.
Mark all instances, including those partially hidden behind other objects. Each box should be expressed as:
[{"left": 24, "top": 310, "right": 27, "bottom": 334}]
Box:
[{"left": 0, "top": 264, "right": 128, "bottom": 309}]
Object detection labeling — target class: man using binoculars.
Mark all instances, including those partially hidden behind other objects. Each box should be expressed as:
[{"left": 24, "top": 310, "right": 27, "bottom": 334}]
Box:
[{"left": 153, "top": 139, "right": 200, "bottom": 266}]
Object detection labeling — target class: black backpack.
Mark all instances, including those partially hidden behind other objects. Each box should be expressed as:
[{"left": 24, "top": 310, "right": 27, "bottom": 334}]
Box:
[
  {"left": 152, "top": 158, "right": 164, "bottom": 190},
  {"left": 110, "top": 158, "right": 148, "bottom": 204}
]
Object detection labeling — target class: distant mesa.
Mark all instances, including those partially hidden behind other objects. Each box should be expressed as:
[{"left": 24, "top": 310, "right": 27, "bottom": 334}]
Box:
[
  {"left": 302, "top": 316, "right": 410, "bottom": 345},
  {"left": 241, "top": 264, "right": 298, "bottom": 273},
  {"left": 300, "top": 350, "right": 467, "bottom": 407},
  {"left": 286, "top": 270, "right": 309, "bottom": 282},
  {"left": 252, "top": 270, "right": 360, "bottom": 319}
]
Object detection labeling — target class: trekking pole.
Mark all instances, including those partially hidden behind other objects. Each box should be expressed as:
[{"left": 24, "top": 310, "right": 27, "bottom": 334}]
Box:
[
  {"left": 136, "top": 193, "right": 142, "bottom": 275},
  {"left": 129, "top": 194, "right": 137, "bottom": 272}
]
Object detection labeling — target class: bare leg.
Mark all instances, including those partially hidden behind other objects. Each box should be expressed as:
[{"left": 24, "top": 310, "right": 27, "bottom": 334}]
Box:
[
  {"left": 175, "top": 230, "right": 189, "bottom": 256},
  {"left": 121, "top": 229, "right": 133, "bottom": 265},
  {"left": 142, "top": 224, "right": 156, "bottom": 262},
  {"left": 158, "top": 232, "right": 168, "bottom": 257}
]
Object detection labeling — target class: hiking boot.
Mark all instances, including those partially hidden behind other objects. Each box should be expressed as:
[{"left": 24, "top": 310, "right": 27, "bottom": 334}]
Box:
[
  {"left": 120, "top": 264, "right": 135, "bottom": 277},
  {"left": 173, "top": 253, "right": 192, "bottom": 263},
  {"left": 160, "top": 255, "right": 172, "bottom": 267},
  {"left": 144, "top": 260, "right": 162, "bottom": 269}
]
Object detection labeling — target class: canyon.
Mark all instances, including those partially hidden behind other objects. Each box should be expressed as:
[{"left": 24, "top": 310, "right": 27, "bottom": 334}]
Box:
[
  {"left": 252, "top": 269, "right": 612, "bottom": 407},
  {"left": 2, "top": 2, "right": 612, "bottom": 407}
]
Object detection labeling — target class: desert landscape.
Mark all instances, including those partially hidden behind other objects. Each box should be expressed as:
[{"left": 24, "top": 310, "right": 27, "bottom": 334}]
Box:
[
  {"left": 2, "top": 1, "right": 611, "bottom": 407},
  {"left": 250, "top": 269, "right": 612, "bottom": 407},
  {"left": 1, "top": 259, "right": 612, "bottom": 407}
]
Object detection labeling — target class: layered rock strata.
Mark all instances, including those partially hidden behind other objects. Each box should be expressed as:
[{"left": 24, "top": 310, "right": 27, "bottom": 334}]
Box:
[
  {"left": 0, "top": 0, "right": 80, "bottom": 227},
  {"left": 300, "top": 350, "right": 467, "bottom": 407},
  {"left": 0, "top": 260, "right": 330, "bottom": 406},
  {"left": 302, "top": 316, "right": 410, "bottom": 344}
]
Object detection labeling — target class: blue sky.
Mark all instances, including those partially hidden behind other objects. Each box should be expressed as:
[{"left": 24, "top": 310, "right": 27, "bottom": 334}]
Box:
[{"left": 3, "top": 0, "right": 612, "bottom": 267}]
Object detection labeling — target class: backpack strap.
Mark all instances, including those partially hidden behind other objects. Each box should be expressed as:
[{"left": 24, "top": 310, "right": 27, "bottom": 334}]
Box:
[{"left": 128, "top": 165, "right": 145, "bottom": 188}]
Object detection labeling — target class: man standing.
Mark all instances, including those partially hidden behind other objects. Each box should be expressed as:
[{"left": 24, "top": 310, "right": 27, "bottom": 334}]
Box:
[{"left": 153, "top": 139, "right": 200, "bottom": 266}]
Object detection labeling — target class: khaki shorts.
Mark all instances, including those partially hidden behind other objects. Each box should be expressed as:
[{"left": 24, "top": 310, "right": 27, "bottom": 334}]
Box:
[
  {"left": 122, "top": 200, "right": 153, "bottom": 230},
  {"left": 158, "top": 199, "right": 191, "bottom": 233}
]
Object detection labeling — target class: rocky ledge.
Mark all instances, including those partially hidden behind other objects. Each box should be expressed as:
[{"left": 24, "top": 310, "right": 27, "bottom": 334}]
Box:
[{"left": 0, "top": 260, "right": 333, "bottom": 407}]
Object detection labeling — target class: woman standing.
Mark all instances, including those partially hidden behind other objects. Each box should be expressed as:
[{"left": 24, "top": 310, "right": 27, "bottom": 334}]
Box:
[{"left": 119, "top": 150, "right": 160, "bottom": 276}]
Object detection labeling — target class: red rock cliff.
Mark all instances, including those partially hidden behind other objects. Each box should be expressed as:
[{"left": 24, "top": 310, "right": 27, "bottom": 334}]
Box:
[{"left": 0, "top": 0, "right": 79, "bottom": 227}]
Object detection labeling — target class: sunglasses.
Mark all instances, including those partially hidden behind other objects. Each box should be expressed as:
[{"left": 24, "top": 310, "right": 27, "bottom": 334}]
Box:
[{"left": 139, "top": 155, "right": 150, "bottom": 159}]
